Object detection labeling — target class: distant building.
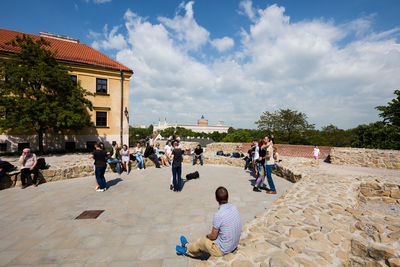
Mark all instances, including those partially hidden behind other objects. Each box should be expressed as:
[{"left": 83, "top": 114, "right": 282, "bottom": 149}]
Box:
[
  {"left": 153, "top": 116, "right": 230, "bottom": 134},
  {"left": 0, "top": 28, "right": 133, "bottom": 152}
]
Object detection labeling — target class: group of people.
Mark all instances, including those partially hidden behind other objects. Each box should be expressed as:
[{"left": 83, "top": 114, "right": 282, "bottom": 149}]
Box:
[{"left": 244, "top": 135, "right": 279, "bottom": 194}]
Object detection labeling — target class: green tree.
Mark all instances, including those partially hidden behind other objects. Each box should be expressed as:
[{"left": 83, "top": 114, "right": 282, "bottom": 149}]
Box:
[
  {"left": 221, "top": 129, "right": 253, "bottom": 143},
  {"left": 351, "top": 122, "right": 400, "bottom": 150},
  {"left": 0, "top": 35, "right": 94, "bottom": 152},
  {"left": 256, "top": 109, "right": 314, "bottom": 144},
  {"left": 376, "top": 90, "right": 400, "bottom": 126}
]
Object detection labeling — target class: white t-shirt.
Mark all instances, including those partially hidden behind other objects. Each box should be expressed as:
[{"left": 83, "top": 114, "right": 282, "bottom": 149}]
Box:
[
  {"left": 253, "top": 145, "right": 259, "bottom": 160},
  {"left": 265, "top": 145, "right": 275, "bottom": 165},
  {"left": 313, "top": 148, "right": 320, "bottom": 157},
  {"left": 134, "top": 147, "right": 142, "bottom": 154},
  {"left": 164, "top": 145, "right": 172, "bottom": 155}
]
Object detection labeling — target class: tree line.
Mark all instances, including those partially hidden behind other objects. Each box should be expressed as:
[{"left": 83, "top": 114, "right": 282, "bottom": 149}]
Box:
[{"left": 131, "top": 90, "right": 400, "bottom": 150}]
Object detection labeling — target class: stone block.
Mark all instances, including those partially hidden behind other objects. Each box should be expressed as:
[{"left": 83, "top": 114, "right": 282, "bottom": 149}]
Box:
[
  {"left": 368, "top": 244, "right": 395, "bottom": 260},
  {"left": 351, "top": 239, "right": 368, "bottom": 257},
  {"left": 390, "top": 190, "right": 400, "bottom": 199},
  {"left": 388, "top": 258, "right": 400, "bottom": 267}
]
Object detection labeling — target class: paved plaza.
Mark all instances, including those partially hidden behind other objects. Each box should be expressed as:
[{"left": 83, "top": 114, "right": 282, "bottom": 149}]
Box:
[{"left": 0, "top": 164, "right": 292, "bottom": 266}]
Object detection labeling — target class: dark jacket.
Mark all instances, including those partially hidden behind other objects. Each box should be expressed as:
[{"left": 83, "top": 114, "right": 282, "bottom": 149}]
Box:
[{"left": 144, "top": 146, "right": 155, "bottom": 158}]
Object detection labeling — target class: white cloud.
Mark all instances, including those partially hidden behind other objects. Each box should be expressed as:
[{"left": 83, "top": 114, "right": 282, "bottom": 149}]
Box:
[
  {"left": 89, "top": 1, "right": 400, "bottom": 129},
  {"left": 90, "top": 25, "right": 127, "bottom": 50},
  {"left": 211, "top": 37, "right": 234, "bottom": 52},
  {"left": 239, "top": 0, "right": 256, "bottom": 21},
  {"left": 157, "top": 1, "right": 209, "bottom": 51}
]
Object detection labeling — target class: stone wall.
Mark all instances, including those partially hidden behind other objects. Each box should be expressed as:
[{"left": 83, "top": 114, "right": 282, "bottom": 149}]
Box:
[
  {"left": 205, "top": 143, "right": 243, "bottom": 156},
  {"left": 330, "top": 147, "right": 400, "bottom": 169}
]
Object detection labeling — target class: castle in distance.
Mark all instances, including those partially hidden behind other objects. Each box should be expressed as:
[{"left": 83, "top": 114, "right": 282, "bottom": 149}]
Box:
[{"left": 153, "top": 115, "right": 230, "bottom": 133}]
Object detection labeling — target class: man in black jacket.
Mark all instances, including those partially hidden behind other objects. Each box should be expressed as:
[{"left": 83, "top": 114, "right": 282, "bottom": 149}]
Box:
[{"left": 144, "top": 141, "right": 161, "bottom": 168}]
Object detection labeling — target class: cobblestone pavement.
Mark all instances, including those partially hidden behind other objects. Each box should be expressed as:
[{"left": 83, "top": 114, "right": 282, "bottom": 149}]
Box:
[{"left": 0, "top": 164, "right": 292, "bottom": 266}]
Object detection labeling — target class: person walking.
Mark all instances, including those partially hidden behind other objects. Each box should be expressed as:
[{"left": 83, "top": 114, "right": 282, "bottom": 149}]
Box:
[
  {"left": 89, "top": 142, "right": 107, "bottom": 192},
  {"left": 176, "top": 186, "right": 242, "bottom": 257},
  {"left": 169, "top": 141, "right": 184, "bottom": 192}
]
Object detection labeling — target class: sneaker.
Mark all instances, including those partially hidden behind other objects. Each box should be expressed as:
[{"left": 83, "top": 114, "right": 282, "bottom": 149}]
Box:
[
  {"left": 253, "top": 187, "right": 261, "bottom": 192},
  {"left": 137, "top": 167, "right": 140, "bottom": 170},
  {"left": 96, "top": 188, "right": 105, "bottom": 192},
  {"left": 180, "top": 236, "right": 188, "bottom": 247},
  {"left": 176, "top": 245, "right": 188, "bottom": 256},
  {"left": 170, "top": 184, "right": 173, "bottom": 191},
  {"left": 266, "top": 190, "right": 277, "bottom": 194}
]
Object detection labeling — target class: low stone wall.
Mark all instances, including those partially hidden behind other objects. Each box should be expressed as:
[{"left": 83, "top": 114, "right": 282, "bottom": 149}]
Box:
[
  {"left": 330, "top": 147, "right": 400, "bottom": 169},
  {"left": 205, "top": 143, "right": 243, "bottom": 156},
  {"left": 202, "top": 158, "right": 400, "bottom": 267}
]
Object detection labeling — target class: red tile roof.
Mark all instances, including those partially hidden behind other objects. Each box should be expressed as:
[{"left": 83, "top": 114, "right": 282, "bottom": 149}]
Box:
[{"left": 0, "top": 28, "right": 132, "bottom": 72}]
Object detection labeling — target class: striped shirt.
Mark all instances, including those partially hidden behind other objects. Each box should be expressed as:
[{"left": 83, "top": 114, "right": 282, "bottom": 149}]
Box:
[{"left": 213, "top": 203, "right": 242, "bottom": 254}]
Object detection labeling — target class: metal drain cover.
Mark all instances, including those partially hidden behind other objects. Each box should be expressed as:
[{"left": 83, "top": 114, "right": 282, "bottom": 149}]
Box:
[{"left": 75, "top": 210, "right": 104, "bottom": 219}]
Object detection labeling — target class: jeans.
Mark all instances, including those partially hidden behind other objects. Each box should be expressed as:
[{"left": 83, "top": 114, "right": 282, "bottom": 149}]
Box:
[
  {"left": 147, "top": 154, "right": 160, "bottom": 168},
  {"left": 107, "top": 158, "right": 121, "bottom": 174},
  {"left": 265, "top": 164, "right": 275, "bottom": 191},
  {"left": 20, "top": 167, "right": 39, "bottom": 186},
  {"left": 193, "top": 155, "right": 203, "bottom": 165},
  {"left": 95, "top": 166, "right": 107, "bottom": 189},
  {"left": 135, "top": 154, "right": 144, "bottom": 169},
  {"left": 172, "top": 166, "right": 182, "bottom": 191}
]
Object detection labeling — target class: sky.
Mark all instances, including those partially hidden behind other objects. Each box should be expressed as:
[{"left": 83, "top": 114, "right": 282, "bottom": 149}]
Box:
[{"left": 1, "top": 0, "right": 400, "bottom": 129}]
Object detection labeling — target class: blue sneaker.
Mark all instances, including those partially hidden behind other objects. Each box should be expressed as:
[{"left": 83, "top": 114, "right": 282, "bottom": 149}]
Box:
[
  {"left": 180, "top": 235, "right": 188, "bottom": 247},
  {"left": 176, "top": 245, "right": 188, "bottom": 256}
]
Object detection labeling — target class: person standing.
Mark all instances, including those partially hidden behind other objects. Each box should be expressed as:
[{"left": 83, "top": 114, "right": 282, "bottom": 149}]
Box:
[
  {"left": 264, "top": 137, "right": 276, "bottom": 194},
  {"left": 120, "top": 144, "right": 130, "bottom": 174},
  {"left": 89, "top": 142, "right": 107, "bottom": 192},
  {"left": 19, "top": 148, "right": 39, "bottom": 188},
  {"left": 169, "top": 141, "right": 184, "bottom": 192},
  {"left": 176, "top": 186, "right": 242, "bottom": 257},
  {"left": 313, "top": 145, "right": 320, "bottom": 160},
  {"left": 193, "top": 144, "right": 203, "bottom": 165},
  {"left": 253, "top": 139, "right": 266, "bottom": 192}
]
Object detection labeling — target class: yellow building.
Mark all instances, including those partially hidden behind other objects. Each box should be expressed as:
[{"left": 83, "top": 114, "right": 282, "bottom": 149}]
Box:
[{"left": 0, "top": 29, "right": 133, "bottom": 152}]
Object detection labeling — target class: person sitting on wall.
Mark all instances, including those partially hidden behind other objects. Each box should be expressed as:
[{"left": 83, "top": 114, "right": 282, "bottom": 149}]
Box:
[
  {"left": 176, "top": 186, "right": 242, "bottom": 257},
  {"left": 193, "top": 144, "right": 203, "bottom": 165},
  {"left": 144, "top": 140, "right": 161, "bottom": 168},
  {"left": 19, "top": 148, "right": 39, "bottom": 188},
  {"left": 107, "top": 142, "right": 121, "bottom": 175}
]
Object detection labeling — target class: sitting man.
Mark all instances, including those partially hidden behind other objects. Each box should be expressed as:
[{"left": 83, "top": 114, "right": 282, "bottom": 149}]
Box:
[
  {"left": 144, "top": 140, "right": 161, "bottom": 168},
  {"left": 176, "top": 186, "right": 242, "bottom": 257},
  {"left": 107, "top": 142, "right": 121, "bottom": 174},
  {"left": 192, "top": 144, "right": 203, "bottom": 165},
  {"left": 19, "top": 148, "right": 39, "bottom": 188}
]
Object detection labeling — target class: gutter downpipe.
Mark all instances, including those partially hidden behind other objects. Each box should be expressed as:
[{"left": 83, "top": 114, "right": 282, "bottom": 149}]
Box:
[{"left": 120, "top": 70, "right": 124, "bottom": 146}]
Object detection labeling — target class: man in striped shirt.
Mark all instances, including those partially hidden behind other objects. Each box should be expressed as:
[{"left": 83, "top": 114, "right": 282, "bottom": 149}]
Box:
[{"left": 176, "top": 186, "right": 242, "bottom": 257}]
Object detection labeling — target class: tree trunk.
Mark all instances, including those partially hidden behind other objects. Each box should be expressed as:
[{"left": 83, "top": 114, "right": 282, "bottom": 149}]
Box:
[
  {"left": 288, "top": 131, "right": 291, "bottom": 144},
  {"left": 38, "top": 130, "right": 44, "bottom": 153}
]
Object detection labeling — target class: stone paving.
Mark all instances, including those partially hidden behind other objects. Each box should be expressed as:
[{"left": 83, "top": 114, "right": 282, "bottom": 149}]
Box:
[{"left": 0, "top": 164, "right": 291, "bottom": 266}]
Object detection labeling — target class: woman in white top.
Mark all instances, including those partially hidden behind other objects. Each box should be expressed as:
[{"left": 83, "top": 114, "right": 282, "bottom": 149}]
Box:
[
  {"left": 313, "top": 146, "right": 320, "bottom": 160},
  {"left": 120, "top": 144, "right": 130, "bottom": 174},
  {"left": 134, "top": 142, "right": 144, "bottom": 170}
]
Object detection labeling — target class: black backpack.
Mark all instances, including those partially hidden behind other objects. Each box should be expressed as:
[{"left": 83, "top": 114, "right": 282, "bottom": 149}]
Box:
[
  {"left": 0, "top": 161, "right": 15, "bottom": 173},
  {"left": 36, "top": 158, "right": 46, "bottom": 170},
  {"left": 216, "top": 150, "right": 223, "bottom": 156},
  {"left": 186, "top": 171, "right": 200, "bottom": 180}
]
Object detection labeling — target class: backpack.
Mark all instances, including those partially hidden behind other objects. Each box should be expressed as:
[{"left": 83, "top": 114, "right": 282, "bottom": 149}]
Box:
[
  {"left": 0, "top": 161, "right": 15, "bottom": 173},
  {"left": 186, "top": 171, "right": 200, "bottom": 180},
  {"left": 130, "top": 154, "right": 136, "bottom": 161},
  {"left": 216, "top": 150, "right": 223, "bottom": 156},
  {"left": 36, "top": 158, "right": 46, "bottom": 170}
]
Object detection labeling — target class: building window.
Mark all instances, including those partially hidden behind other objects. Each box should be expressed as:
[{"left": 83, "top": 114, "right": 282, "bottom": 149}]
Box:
[
  {"left": 65, "top": 142, "right": 76, "bottom": 151},
  {"left": 96, "top": 78, "right": 107, "bottom": 94},
  {"left": 86, "top": 141, "right": 97, "bottom": 150},
  {"left": 0, "top": 143, "right": 7, "bottom": 152},
  {"left": 18, "top": 143, "right": 30, "bottom": 152},
  {"left": 96, "top": 111, "right": 107, "bottom": 127},
  {"left": 71, "top": 75, "right": 77, "bottom": 86}
]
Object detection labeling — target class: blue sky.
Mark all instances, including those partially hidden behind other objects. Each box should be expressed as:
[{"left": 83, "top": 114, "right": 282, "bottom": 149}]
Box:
[{"left": 2, "top": 0, "right": 400, "bottom": 129}]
